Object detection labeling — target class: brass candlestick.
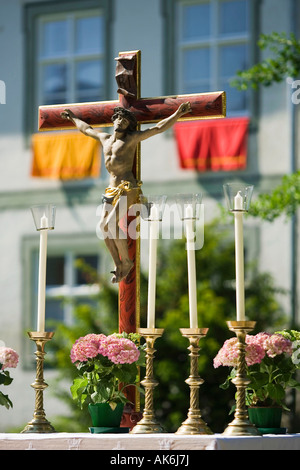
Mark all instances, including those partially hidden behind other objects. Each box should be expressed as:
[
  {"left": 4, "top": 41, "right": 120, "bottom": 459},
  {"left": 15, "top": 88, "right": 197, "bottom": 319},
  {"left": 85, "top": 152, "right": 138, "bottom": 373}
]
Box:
[
  {"left": 21, "top": 331, "right": 56, "bottom": 433},
  {"left": 176, "top": 328, "right": 213, "bottom": 435},
  {"left": 222, "top": 321, "right": 260, "bottom": 436},
  {"left": 130, "top": 328, "right": 164, "bottom": 434}
]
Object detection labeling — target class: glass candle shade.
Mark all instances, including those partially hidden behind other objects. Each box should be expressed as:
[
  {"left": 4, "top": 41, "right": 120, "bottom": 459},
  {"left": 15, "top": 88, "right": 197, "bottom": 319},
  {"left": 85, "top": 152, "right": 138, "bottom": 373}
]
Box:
[
  {"left": 175, "top": 193, "right": 202, "bottom": 220},
  {"left": 141, "top": 195, "right": 167, "bottom": 221},
  {"left": 223, "top": 183, "right": 254, "bottom": 212},
  {"left": 31, "top": 204, "right": 56, "bottom": 230}
]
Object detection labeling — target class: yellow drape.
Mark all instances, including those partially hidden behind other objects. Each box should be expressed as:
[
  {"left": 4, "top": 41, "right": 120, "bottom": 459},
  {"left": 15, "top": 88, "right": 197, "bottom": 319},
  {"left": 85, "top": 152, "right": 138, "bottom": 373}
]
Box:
[{"left": 31, "top": 132, "right": 100, "bottom": 180}]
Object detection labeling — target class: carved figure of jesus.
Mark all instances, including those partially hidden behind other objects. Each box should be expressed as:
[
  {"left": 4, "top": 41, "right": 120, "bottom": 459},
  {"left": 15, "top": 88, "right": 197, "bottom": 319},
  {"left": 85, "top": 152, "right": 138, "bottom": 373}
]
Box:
[{"left": 61, "top": 102, "right": 191, "bottom": 282}]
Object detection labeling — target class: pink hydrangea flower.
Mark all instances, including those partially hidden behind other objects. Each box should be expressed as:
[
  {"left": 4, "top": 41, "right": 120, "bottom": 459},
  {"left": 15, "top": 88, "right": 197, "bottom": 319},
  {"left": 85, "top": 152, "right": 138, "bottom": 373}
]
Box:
[
  {"left": 266, "top": 334, "right": 293, "bottom": 357},
  {"left": 247, "top": 332, "right": 293, "bottom": 358},
  {"left": 213, "top": 335, "right": 265, "bottom": 368},
  {"left": 214, "top": 332, "right": 294, "bottom": 369},
  {"left": 213, "top": 337, "right": 240, "bottom": 368},
  {"left": 0, "top": 347, "right": 19, "bottom": 370},
  {"left": 98, "top": 335, "right": 140, "bottom": 364},
  {"left": 70, "top": 334, "right": 105, "bottom": 363},
  {"left": 70, "top": 333, "right": 140, "bottom": 365},
  {"left": 83, "top": 333, "right": 106, "bottom": 343}
]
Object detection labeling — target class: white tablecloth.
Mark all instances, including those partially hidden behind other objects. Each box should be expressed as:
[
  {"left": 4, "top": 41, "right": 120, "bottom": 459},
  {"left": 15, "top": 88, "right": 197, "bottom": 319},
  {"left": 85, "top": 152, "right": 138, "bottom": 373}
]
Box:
[{"left": 0, "top": 432, "right": 299, "bottom": 451}]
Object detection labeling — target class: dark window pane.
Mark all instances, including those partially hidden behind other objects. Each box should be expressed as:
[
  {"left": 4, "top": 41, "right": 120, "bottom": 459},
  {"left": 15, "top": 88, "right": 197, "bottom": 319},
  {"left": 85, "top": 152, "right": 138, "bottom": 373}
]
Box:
[
  {"left": 45, "top": 298, "right": 64, "bottom": 322},
  {"left": 221, "top": 79, "right": 248, "bottom": 112},
  {"left": 182, "top": 48, "right": 210, "bottom": 93},
  {"left": 41, "top": 63, "right": 68, "bottom": 104},
  {"left": 46, "top": 256, "right": 64, "bottom": 285},
  {"left": 75, "top": 255, "right": 98, "bottom": 285},
  {"left": 76, "top": 60, "right": 102, "bottom": 88},
  {"left": 220, "top": 0, "right": 249, "bottom": 35},
  {"left": 42, "top": 63, "right": 67, "bottom": 94},
  {"left": 220, "top": 44, "right": 248, "bottom": 77},
  {"left": 75, "top": 60, "right": 103, "bottom": 101},
  {"left": 75, "top": 16, "right": 103, "bottom": 54},
  {"left": 41, "top": 20, "right": 69, "bottom": 58},
  {"left": 182, "top": 3, "right": 211, "bottom": 41}
]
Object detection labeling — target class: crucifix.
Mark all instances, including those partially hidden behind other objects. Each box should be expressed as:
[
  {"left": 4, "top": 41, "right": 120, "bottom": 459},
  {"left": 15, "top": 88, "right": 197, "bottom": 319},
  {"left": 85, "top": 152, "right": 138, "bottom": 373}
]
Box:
[{"left": 38, "top": 50, "right": 226, "bottom": 425}]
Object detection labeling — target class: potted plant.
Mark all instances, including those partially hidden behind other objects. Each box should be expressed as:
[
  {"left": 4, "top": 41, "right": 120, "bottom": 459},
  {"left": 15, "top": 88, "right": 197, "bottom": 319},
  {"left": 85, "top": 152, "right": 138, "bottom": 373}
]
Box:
[
  {"left": 70, "top": 332, "right": 145, "bottom": 430},
  {"left": 0, "top": 346, "right": 19, "bottom": 409},
  {"left": 214, "top": 330, "right": 300, "bottom": 433}
]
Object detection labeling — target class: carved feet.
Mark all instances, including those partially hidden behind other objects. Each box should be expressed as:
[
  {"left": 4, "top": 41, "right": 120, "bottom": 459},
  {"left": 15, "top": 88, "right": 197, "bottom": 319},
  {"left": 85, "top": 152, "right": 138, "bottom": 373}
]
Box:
[{"left": 111, "top": 259, "right": 134, "bottom": 283}]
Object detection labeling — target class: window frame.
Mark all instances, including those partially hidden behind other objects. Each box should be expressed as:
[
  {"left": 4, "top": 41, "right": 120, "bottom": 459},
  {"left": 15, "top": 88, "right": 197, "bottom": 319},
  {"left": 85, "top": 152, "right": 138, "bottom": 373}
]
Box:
[
  {"left": 36, "top": 251, "right": 101, "bottom": 326},
  {"left": 21, "top": 232, "right": 109, "bottom": 365},
  {"left": 37, "top": 9, "right": 105, "bottom": 106},
  {"left": 162, "top": 0, "right": 261, "bottom": 118},
  {"left": 24, "top": 0, "right": 112, "bottom": 137}
]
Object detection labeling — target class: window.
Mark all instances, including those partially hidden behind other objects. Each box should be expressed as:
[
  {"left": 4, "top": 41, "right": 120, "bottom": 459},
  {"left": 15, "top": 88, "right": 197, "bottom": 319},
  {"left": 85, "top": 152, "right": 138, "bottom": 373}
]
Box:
[
  {"left": 32, "top": 250, "right": 101, "bottom": 328},
  {"left": 22, "top": 234, "right": 106, "bottom": 332},
  {"left": 22, "top": 233, "right": 111, "bottom": 364},
  {"left": 38, "top": 12, "right": 104, "bottom": 106},
  {"left": 172, "top": 0, "right": 252, "bottom": 115},
  {"left": 25, "top": 0, "right": 111, "bottom": 134}
]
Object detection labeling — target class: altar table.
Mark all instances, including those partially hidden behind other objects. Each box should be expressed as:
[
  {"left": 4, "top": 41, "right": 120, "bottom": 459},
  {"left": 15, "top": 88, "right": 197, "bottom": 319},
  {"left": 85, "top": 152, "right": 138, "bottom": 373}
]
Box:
[{"left": 0, "top": 432, "right": 299, "bottom": 451}]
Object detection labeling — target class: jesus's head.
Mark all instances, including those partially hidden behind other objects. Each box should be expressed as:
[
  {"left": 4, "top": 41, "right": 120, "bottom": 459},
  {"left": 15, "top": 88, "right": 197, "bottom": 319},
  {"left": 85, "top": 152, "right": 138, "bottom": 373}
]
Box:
[{"left": 111, "top": 107, "right": 137, "bottom": 133}]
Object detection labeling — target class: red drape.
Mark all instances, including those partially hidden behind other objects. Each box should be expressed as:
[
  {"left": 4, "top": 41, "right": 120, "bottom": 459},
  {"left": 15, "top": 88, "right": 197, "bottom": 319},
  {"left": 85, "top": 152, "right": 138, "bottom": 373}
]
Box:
[{"left": 174, "top": 117, "right": 250, "bottom": 172}]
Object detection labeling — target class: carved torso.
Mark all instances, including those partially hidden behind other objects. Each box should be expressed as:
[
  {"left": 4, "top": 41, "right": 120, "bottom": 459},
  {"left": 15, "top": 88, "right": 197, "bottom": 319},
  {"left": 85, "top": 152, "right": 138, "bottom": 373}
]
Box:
[{"left": 101, "top": 133, "right": 137, "bottom": 187}]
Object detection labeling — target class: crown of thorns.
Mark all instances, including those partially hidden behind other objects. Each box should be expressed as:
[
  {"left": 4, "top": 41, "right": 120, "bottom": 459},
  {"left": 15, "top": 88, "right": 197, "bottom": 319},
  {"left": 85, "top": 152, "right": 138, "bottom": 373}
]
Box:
[{"left": 111, "top": 107, "right": 137, "bottom": 131}]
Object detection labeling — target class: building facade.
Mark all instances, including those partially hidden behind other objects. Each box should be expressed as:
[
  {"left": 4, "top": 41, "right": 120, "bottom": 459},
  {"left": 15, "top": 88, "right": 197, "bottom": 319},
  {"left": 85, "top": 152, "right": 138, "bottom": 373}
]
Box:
[{"left": 0, "top": 0, "right": 299, "bottom": 431}]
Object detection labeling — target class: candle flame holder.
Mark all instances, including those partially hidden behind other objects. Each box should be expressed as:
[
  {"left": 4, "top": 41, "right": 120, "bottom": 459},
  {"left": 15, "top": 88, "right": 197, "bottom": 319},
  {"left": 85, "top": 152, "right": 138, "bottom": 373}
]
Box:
[
  {"left": 222, "top": 321, "right": 260, "bottom": 436},
  {"left": 21, "top": 332, "right": 56, "bottom": 433},
  {"left": 223, "top": 183, "right": 254, "bottom": 213},
  {"left": 176, "top": 328, "right": 213, "bottom": 435},
  {"left": 130, "top": 328, "right": 164, "bottom": 434}
]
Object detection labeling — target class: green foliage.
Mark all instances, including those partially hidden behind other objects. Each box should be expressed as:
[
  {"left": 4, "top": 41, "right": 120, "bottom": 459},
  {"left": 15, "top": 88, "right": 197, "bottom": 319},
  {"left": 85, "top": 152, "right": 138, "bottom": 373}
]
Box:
[
  {"left": 231, "top": 32, "right": 300, "bottom": 90},
  {"left": 70, "top": 360, "right": 139, "bottom": 410},
  {"left": 230, "top": 32, "right": 300, "bottom": 222},
  {"left": 70, "top": 333, "right": 145, "bottom": 410},
  {"left": 246, "top": 354, "right": 300, "bottom": 409},
  {"left": 46, "top": 272, "right": 119, "bottom": 431},
  {"left": 221, "top": 332, "right": 300, "bottom": 411},
  {"left": 249, "top": 171, "right": 300, "bottom": 222},
  {"left": 0, "top": 370, "right": 13, "bottom": 409},
  {"left": 48, "top": 220, "right": 287, "bottom": 432}
]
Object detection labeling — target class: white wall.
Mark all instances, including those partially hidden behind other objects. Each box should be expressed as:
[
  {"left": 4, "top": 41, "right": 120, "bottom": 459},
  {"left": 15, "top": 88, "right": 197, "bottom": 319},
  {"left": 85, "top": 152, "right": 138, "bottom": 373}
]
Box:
[{"left": 0, "top": 0, "right": 298, "bottom": 431}]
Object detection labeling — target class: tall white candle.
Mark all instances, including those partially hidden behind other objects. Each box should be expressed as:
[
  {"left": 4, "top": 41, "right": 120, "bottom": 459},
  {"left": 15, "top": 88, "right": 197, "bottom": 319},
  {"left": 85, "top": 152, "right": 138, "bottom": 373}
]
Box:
[
  {"left": 37, "top": 214, "right": 48, "bottom": 332},
  {"left": 185, "top": 205, "right": 198, "bottom": 329},
  {"left": 147, "top": 205, "right": 159, "bottom": 329},
  {"left": 234, "top": 193, "right": 245, "bottom": 321}
]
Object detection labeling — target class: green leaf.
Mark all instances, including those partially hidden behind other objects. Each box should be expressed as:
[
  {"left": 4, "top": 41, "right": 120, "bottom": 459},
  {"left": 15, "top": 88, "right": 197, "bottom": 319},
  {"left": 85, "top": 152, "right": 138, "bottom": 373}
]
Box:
[
  {"left": 248, "top": 372, "right": 269, "bottom": 390},
  {"left": 219, "top": 376, "right": 232, "bottom": 390},
  {"left": 0, "top": 371, "right": 13, "bottom": 386},
  {"left": 266, "top": 383, "right": 285, "bottom": 404},
  {"left": 0, "top": 391, "right": 13, "bottom": 409},
  {"left": 70, "top": 377, "right": 89, "bottom": 407},
  {"left": 286, "top": 378, "right": 300, "bottom": 390},
  {"left": 92, "top": 383, "right": 111, "bottom": 403},
  {"left": 231, "top": 32, "right": 300, "bottom": 92},
  {"left": 70, "top": 377, "right": 88, "bottom": 395}
]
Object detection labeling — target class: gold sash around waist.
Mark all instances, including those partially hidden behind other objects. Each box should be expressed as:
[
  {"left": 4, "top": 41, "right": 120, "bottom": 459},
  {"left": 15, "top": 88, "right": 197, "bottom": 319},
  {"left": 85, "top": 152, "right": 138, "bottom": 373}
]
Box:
[{"left": 103, "top": 180, "right": 142, "bottom": 206}]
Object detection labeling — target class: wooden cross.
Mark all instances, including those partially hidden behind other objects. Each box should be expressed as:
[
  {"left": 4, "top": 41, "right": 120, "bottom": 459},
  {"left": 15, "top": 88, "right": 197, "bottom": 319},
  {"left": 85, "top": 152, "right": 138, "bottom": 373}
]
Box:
[
  {"left": 38, "top": 49, "right": 226, "bottom": 333},
  {"left": 38, "top": 50, "right": 225, "bottom": 423}
]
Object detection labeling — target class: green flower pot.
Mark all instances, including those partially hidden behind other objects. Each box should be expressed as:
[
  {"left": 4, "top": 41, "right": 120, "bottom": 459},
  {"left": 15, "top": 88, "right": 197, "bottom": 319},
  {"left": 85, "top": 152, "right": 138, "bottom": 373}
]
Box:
[
  {"left": 248, "top": 407, "right": 286, "bottom": 434},
  {"left": 88, "top": 403, "right": 124, "bottom": 428}
]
